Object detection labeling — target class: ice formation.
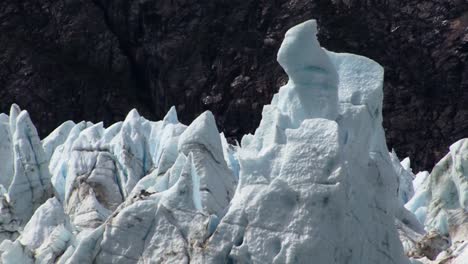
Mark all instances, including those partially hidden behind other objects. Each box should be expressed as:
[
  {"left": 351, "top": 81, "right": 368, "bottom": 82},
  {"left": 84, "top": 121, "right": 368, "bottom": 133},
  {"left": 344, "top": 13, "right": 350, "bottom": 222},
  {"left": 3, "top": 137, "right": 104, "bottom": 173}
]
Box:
[
  {"left": 0, "top": 19, "right": 465, "bottom": 263},
  {"left": 402, "top": 139, "right": 468, "bottom": 263}
]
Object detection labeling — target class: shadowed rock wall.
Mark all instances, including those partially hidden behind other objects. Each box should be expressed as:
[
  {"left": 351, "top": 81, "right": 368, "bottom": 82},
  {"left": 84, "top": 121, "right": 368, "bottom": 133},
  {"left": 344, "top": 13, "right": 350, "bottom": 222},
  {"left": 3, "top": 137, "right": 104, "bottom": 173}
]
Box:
[{"left": 1, "top": 0, "right": 467, "bottom": 171}]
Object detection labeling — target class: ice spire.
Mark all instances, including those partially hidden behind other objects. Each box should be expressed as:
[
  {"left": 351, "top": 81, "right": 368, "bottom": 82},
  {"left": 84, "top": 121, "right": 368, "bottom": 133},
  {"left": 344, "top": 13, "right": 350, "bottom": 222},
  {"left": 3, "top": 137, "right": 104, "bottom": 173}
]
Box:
[{"left": 276, "top": 20, "right": 339, "bottom": 123}]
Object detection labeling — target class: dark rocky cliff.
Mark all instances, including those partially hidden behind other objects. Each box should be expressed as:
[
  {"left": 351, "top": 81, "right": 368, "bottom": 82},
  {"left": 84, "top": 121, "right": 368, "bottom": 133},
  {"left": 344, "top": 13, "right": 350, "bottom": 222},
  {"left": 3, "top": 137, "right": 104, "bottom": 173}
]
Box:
[{"left": 1, "top": 0, "right": 467, "bottom": 171}]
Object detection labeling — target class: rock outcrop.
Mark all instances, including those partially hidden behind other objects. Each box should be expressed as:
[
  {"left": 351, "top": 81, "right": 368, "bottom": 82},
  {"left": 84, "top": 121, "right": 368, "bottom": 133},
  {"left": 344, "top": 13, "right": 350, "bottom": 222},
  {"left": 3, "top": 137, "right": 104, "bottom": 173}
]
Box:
[{"left": 1, "top": 0, "right": 467, "bottom": 171}]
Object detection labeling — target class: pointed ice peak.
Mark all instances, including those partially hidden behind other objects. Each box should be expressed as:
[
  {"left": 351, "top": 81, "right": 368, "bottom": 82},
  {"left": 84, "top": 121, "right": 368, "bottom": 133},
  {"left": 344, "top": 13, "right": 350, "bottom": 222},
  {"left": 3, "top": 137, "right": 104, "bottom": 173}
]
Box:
[
  {"left": 102, "top": 121, "right": 123, "bottom": 143},
  {"left": 178, "top": 111, "right": 224, "bottom": 163},
  {"left": 0, "top": 121, "right": 13, "bottom": 190},
  {"left": 412, "top": 171, "right": 429, "bottom": 193},
  {"left": 163, "top": 106, "right": 178, "bottom": 124},
  {"left": 8, "top": 109, "right": 51, "bottom": 226},
  {"left": 73, "top": 122, "right": 105, "bottom": 149},
  {"left": 43, "top": 121, "right": 76, "bottom": 143},
  {"left": 42, "top": 120, "right": 76, "bottom": 161},
  {"left": 0, "top": 113, "right": 8, "bottom": 122},
  {"left": 272, "top": 20, "right": 339, "bottom": 123},
  {"left": 9, "top": 104, "right": 21, "bottom": 135},
  {"left": 81, "top": 122, "right": 104, "bottom": 135},
  {"left": 15, "top": 111, "right": 36, "bottom": 136},
  {"left": 62, "top": 121, "right": 87, "bottom": 146},
  {"left": 9, "top": 104, "right": 20, "bottom": 116},
  {"left": 124, "top": 109, "right": 141, "bottom": 123},
  {"left": 277, "top": 20, "right": 337, "bottom": 87},
  {"left": 401, "top": 157, "right": 411, "bottom": 172}
]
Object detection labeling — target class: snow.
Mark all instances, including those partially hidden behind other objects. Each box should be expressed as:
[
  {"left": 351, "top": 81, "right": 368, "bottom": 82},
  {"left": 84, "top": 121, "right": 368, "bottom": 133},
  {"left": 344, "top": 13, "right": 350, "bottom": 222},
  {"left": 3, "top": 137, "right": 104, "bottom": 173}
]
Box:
[{"left": 0, "top": 18, "right": 466, "bottom": 264}]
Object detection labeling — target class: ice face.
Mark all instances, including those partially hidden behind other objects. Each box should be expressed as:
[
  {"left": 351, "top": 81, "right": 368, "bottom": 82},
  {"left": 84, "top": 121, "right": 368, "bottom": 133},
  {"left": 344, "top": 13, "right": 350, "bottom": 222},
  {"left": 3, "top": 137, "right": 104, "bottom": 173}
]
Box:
[
  {"left": 406, "top": 140, "right": 468, "bottom": 246},
  {"left": 400, "top": 140, "right": 468, "bottom": 263},
  {"left": 0, "top": 19, "right": 454, "bottom": 263},
  {"left": 406, "top": 139, "right": 468, "bottom": 238},
  {"left": 276, "top": 20, "right": 339, "bottom": 125},
  {"left": 42, "top": 121, "right": 76, "bottom": 163},
  {"left": 200, "top": 20, "right": 408, "bottom": 264},
  {"left": 0, "top": 113, "right": 14, "bottom": 189},
  {"left": 6, "top": 106, "right": 53, "bottom": 226},
  {"left": 390, "top": 151, "right": 415, "bottom": 204}
]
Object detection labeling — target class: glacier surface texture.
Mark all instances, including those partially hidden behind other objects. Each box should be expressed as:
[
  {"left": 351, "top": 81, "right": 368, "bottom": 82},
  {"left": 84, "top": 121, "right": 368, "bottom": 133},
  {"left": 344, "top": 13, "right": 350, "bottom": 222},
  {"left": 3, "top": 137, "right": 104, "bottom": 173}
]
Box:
[{"left": 0, "top": 20, "right": 466, "bottom": 264}]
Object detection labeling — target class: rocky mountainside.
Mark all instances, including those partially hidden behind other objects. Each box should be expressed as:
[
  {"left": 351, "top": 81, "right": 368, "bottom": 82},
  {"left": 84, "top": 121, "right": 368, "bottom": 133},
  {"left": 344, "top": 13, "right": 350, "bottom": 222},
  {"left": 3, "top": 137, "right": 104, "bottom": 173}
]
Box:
[{"left": 1, "top": 0, "right": 467, "bottom": 171}]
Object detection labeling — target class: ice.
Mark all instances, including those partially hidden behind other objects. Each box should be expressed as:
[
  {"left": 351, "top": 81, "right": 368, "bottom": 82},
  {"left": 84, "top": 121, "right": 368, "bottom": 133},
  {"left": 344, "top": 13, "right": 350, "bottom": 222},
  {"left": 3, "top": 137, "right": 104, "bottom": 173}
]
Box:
[
  {"left": 0, "top": 197, "right": 74, "bottom": 264},
  {"left": 2, "top": 19, "right": 462, "bottom": 264},
  {"left": 0, "top": 103, "right": 240, "bottom": 262},
  {"left": 220, "top": 132, "right": 240, "bottom": 179},
  {"left": 0, "top": 113, "right": 14, "bottom": 189},
  {"left": 49, "top": 121, "right": 89, "bottom": 201},
  {"left": 64, "top": 153, "right": 220, "bottom": 263},
  {"left": 198, "top": 20, "right": 408, "bottom": 264},
  {"left": 406, "top": 139, "right": 468, "bottom": 238},
  {"left": 19, "top": 197, "right": 67, "bottom": 250},
  {"left": 403, "top": 139, "right": 468, "bottom": 263},
  {"left": 109, "top": 109, "right": 152, "bottom": 197},
  {"left": 7, "top": 106, "right": 53, "bottom": 226},
  {"left": 0, "top": 239, "right": 33, "bottom": 264},
  {"left": 390, "top": 151, "right": 415, "bottom": 204},
  {"left": 163, "top": 106, "right": 178, "bottom": 124},
  {"left": 177, "top": 111, "right": 237, "bottom": 216},
  {"left": 394, "top": 139, "right": 468, "bottom": 263},
  {"left": 34, "top": 224, "right": 73, "bottom": 263},
  {"left": 42, "top": 121, "right": 76, "bottom": 163},
  {"left": 0, "top": 187, "right": 19, "bottom": 243},
  {"left": 178, "top": 111, "right": 224, "bottom": 163},
  {"left": 276, "top": 20, "right": 338, "bottom": 123}
]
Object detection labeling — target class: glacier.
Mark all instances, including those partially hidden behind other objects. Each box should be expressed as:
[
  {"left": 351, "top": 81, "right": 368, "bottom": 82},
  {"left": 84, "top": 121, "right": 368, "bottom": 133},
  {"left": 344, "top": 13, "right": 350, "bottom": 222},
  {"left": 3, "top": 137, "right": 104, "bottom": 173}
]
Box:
[
  {"left": 402, "top": 139, "right": 468, "bottom": 263},
  {"left": 0, "top": 19, "right": 466, "bottom": 263}
]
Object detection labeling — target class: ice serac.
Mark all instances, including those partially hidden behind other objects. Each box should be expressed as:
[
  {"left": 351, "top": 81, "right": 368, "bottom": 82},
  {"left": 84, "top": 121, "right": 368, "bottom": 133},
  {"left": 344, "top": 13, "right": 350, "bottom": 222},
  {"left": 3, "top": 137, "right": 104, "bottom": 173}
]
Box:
[
  {"left": 276, "top": 20, "right": 338, "bottom": 125},
  {"left": 390, "top": 151, "right": 415, "bottom": 204},
  {"left": 0, "top": 105, "right": 54, "bottom": 248},
  {"left": 201, "top": 19, "right": 408, "bottom": 264},
  {"left": 0, "top": 19, "right": 430, "bottom": 264},
  {"left": 0, "top": 113, "right": 14, "bottom": 189},
  {"left": 0, "top": 197, "right": 72, "bottom": 263},
  {"left": 63, "top": 112, "right": 236, "bottom": 263},
  {"left": 178, "top": 111, "right": 237, "bottom": 216},
  {"left": 42, "top": 121, "right": 76, "bottom": 163},
  {"left": 6, "top": 105, "right": 53, "bottom": 226},
  {"left": 404, "top": 139, "right": 468, "bottom": 263},
  {"left": 109, "top": 109, "right": 153, "bottom": 197},
  {"left": 0, "top": 186, "right": 19, "bottom": 243}
]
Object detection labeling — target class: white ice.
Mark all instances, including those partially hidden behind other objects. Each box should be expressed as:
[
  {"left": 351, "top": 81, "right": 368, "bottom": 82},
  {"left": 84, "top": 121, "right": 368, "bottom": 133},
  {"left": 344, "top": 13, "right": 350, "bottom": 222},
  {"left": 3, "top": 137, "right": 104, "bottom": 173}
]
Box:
[{"left": 1, "top": 19, "right": 464, "bottom": 264}]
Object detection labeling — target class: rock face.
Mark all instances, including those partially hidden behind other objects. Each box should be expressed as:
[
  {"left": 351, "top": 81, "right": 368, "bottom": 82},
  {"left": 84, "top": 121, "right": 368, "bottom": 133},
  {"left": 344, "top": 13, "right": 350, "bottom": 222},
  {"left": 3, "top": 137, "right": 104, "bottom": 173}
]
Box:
[
  {"left": 0, "top": 20, "right": 417, "bottom": 263},
  {"left": 1, "top": 0, "right": 467, "bottom": 171}
]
